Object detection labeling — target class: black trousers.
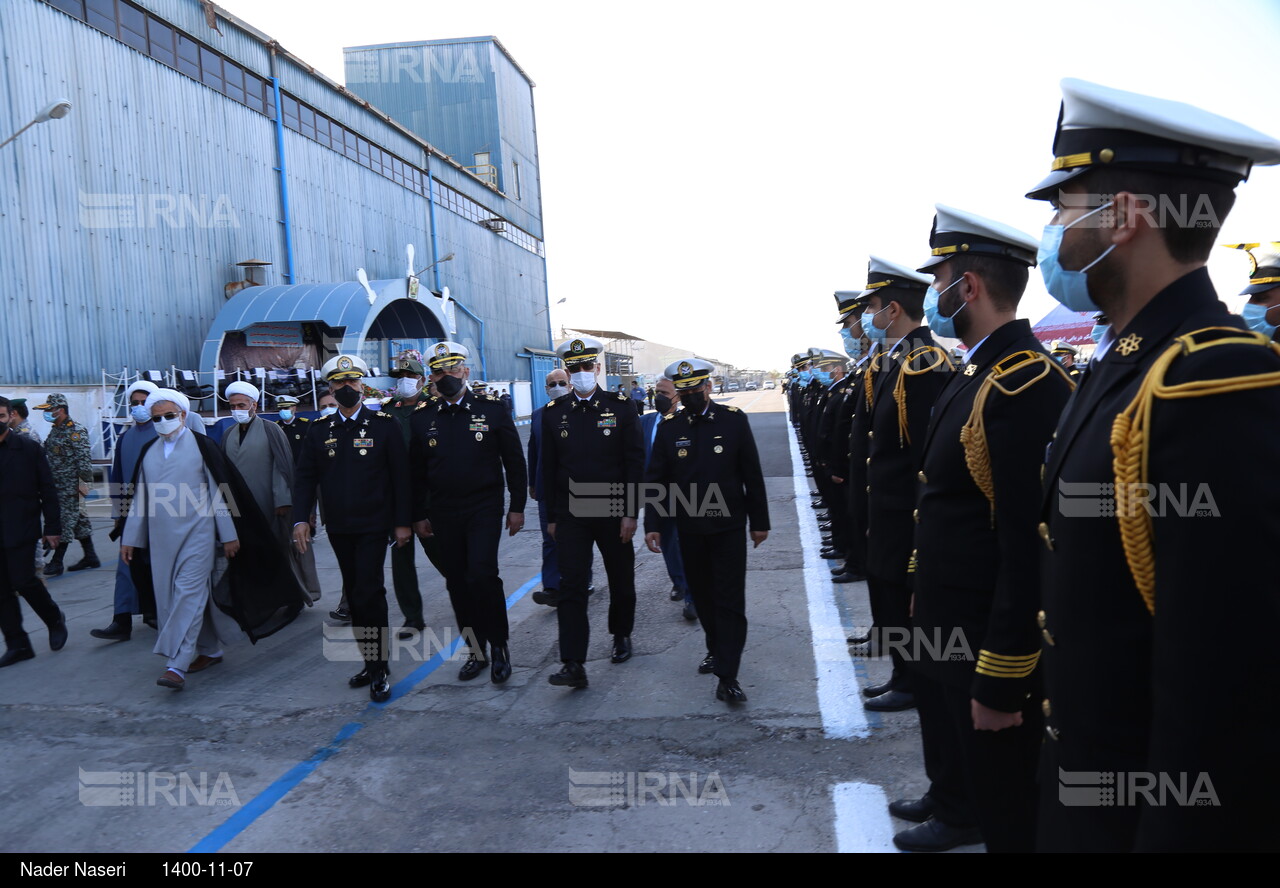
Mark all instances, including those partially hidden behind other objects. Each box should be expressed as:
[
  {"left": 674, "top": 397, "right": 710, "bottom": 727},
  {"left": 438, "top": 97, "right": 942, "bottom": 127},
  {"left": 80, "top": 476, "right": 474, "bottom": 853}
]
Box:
[
  {"left": 328, "top": 531, "right": 390, "bottom": 671},
  {"left": 681, "top": 528, "right": 748, "bottom": 680},
  {"left": 918, "top": 674, "right": 1043, "bottom": 852},
  {"left": 554, "top": 515, "right": 635, "bottom": 663},
  {"left": 0, "top": 544, "right": 62, "bottom": 652},
  {"left": 866, "top": 573, "right": 912, "bottom": 692},
  {"left": 913, "top": 672, "right": 976, "bottom": 830},
  {"left": 431, "top": 500, "right": 507, "bottom": 652},
  {"left": 390, "top": 531, "right": 444, "bottom": 626}
]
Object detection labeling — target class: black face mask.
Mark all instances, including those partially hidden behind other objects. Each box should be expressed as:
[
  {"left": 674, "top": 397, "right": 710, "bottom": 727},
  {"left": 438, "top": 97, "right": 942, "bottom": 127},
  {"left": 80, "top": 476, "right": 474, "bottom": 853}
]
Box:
[
  {"left": 435, "top": 374, "right": 465, "bottom": 398},
  {"left": 654, "top": 394, "right": 673, "bottom": 414},
  {"left": 334, "top": 385, "right": 363, "bottom": 408},
  {"left": 680, "top": 391, "right": 707, "bottom": 414}
]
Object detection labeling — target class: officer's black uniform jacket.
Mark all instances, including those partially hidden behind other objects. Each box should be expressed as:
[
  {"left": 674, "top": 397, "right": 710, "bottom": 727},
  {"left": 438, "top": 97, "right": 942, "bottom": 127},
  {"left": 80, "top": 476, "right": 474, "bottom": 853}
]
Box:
[
  {"left": 842, "top": 347, "right": 880, "bottom": 529},
  {"left": 291, "top": 405, "right": 410, "bottom": 534},
  {"left": 643, "top": 401, "right": 770, "bottom": 536},
  {"left": 407, "top": 391, "right": 527, "bottom": 518},
  {"left": 1038, "top": 268, "right": 1280, "bottom": 852},
  {"left": 865, "top": 326, "right": 953, "bottom": 581},
  {"left": 813, "top": 375, "right": 852, "bottom": 470},
  {"left": 540, "top": 387, "right": 643, "bottom": 524},
  {"left": 911, "top": 319, "right": 1072, "bottom": 711},
  {"left": 274, "top": 416, "right": 312, "bottom": 464},
  {"left": 0, "top": 431, "right": 60, "bottom": 546}
]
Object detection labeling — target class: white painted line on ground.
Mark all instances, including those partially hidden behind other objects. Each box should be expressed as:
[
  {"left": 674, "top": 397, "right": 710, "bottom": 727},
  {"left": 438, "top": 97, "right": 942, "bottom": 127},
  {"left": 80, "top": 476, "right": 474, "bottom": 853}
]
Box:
[
  {"left": 833, "top": 782, "right": 899, "bottom": 852},
  {"left": 788, "top": 420, "right": 869, "bottom": 740}
]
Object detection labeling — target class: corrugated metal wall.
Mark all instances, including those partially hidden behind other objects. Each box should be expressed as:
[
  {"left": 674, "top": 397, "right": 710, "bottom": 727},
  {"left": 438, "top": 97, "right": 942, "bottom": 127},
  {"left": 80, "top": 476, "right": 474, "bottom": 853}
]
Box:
[{"left": 1, "top": 0, "right": 550, "bottom": 387}]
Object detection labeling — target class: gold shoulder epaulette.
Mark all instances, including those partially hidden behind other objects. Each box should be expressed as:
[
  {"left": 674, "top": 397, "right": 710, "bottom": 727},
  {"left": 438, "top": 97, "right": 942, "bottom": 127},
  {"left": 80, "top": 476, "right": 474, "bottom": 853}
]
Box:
[
  {"left": 893, "top": 346, "right": 955, "bottom": 445},
  {"left": 1112, "top": 327, "right": 1280, "bottom": 615},
  {"left": 727, "top": 405, "right": 740, "bottom": 412},
  {"left": 616, "top": 392, "right": 628, "bottom": 401},
  {"left": 413, "top": 400, "right": 430, "bottom": 411},
  {"left": 960, "top": 351, "right": 1074, "bottom": 528},
  {"left": 376, "top": 411, "right": 392, "bottom": 419},
  {"left": 661, "top": 412, "right": 675, "bottom": 421}
]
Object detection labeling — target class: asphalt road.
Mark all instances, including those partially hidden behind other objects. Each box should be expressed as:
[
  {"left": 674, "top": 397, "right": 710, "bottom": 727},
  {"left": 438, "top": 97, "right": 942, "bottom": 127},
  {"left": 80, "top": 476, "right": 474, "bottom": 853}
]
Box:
[{"left": 0, "top": 389, "right": 953, "bottom": 854}]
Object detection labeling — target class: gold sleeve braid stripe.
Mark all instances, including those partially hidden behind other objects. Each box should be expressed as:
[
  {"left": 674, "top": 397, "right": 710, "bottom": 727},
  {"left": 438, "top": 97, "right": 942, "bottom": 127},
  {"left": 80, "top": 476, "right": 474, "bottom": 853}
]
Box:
[
  {"left": 1111, "top": 327, "right": 1280, "bottom": 615},
  {"left": 960, "top": 351, "right": 1075, "bottom": 528},
  {"left": 894, "top": 346, "right": 954, "bottom": 446},
  {"left": 977, "top": 650, "right": 1040, "bottom": 678}
]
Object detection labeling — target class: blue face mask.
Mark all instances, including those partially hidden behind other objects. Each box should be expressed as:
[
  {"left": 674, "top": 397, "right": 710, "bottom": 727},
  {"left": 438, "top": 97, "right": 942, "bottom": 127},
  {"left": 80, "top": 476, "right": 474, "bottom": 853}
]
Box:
[
  {"left": 1242, "top": 303, "right": 1279, "bottom": 338},
  {"left": 861, "top": 306, "right": 890, "bottom": 342},
  {"left": 923, "top": 277, "right": 967, "bottom": 339},
  {"left": 797, "top": 370, "right": 813, "bottom": 386},
  {"left": 319, "top": 406, "right": 338, "bottom": 418},
  {"left": 841, "top": 328, "right": 863, "bottom": 359},
  {"left": 44, "top": 411, "right": 56, "bottom": 423},
  {"left": 130, "top": 405, "right": 151, "bottom": 423},
  {"left": 1090, "top": 323, "right": 1109, "bottom": 344},
  {"left": 1038, "top": 202, "right": 1116, "bottom": 312},
  {"left": 278, "top": 409, "right": 294, "bottom": 421},
  {"left": 812, "top": 369, "right": 832, "bottom": 387}
]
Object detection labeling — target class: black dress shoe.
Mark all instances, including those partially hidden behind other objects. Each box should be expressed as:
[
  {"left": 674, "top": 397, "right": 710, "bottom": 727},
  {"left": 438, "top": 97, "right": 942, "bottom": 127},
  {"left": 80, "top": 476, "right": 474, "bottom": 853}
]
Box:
[
  {"left": 586, "top": 583, "right": 597, "bottom": 596},
  {"left": 348, "top": 666, "right": 375, "bottom": 688},
  {"left": 864, "top": 689, "right": 916, "bottom": 712},
  {"left": 892, "top": 817, "right": 983, "bottom": 852},
  {"left": 142, "top": 614, "right": 157, "bottom": 629},
  {"left": 397, "top": 621, "right": 424, "bottom": 641},
  {"left": 669, "top": 585, "right": 683, "bottom": 601},
  {"left": 820, "top": 550, "right": 847, "bottom": 560},
  {"left": 48, "top": 614, "right": 68, "bottom": 652},
  {"left": 329, "top": 607, "right": 351, "bottom": 623},
  {"left": 888, "top": 795, "right": 935, "bottom": 824},
  {"left": 715, "top": 678, "right": 747, "bottom": 704},
  {"left": 818, "top": 522, "right": 833, "bottom": 532},
  {"left": 532, "top": 588, "right": 561, "bottom": 607},
  {"left": 862, "top": 678, "right": 893, "bottom": 696},
  {"left": 548, "top": 661, "right": 588, "bottom": 689},
  {"left": 697, "top": 653, "right": 716, "bottom": 675},
  {"left": 458, "top": 652, "right": 488, "bottom": 681},
  {"left": 848, "top": 630, "right": 873, "bottom": 646},
  {"left": 831, "top": 564, "right": 847, "bottom": 576},
  {"left": 611, "top": 636, "right": 632, "bottom": 664},
  {"left": 832, "top": 571, "right": 864, "bottom": 583},
  {"left": 682, "top": 602, "right": 698, "bottom": 622},
  {"left": 0, "top": 648, "right": 35, "bottom": 668},
  {"left": 490, "top": 644, "right": 512, "bottom": 684},
  {"left": 90, "top": 617, "right": 132, "bottom": 641},
  {"left": 369, "top": 670, "right": 392, "bottom": 703}
]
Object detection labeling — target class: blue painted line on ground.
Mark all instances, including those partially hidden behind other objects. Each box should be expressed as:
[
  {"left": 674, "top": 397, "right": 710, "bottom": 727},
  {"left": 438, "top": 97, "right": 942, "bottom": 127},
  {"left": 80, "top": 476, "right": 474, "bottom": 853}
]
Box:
[{"left": 187, "top": 571, "right": 542, "bottom": 853}]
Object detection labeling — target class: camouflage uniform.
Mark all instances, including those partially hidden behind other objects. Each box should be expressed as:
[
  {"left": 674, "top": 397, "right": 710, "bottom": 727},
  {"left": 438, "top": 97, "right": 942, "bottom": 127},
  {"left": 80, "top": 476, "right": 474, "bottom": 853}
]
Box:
[{"left": 37, "top": 393, "right": 97, "bottom": 574}]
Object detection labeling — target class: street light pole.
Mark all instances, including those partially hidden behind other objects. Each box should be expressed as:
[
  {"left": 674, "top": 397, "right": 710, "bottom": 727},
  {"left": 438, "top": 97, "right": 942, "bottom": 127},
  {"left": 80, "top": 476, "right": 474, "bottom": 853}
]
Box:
[{"left": 0, "top": 99, "right": 72, "bottom": 150}]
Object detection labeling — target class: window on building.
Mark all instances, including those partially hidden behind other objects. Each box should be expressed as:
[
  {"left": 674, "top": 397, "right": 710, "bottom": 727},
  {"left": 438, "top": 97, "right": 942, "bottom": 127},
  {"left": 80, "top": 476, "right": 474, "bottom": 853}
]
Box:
[
  {"left": 222, "top": 61, "right": 245, "bottom": 105},
  {"left": 118, "top": 2, "right": 147, "bottom": 51},
  {"left": 243, "top": 72, "right": 266, "bottom": 114},
  {"left": 199, "top": 46, "right": 223, "bottom": 91},
  {"left": 281, "top": 95, "right": 299, "bottom": 131},
  {"left": 84, "top": 0, "right": 116, "bottom": 33},
  {"left": 176, "top": 33, "right": 200, "bottom": 80},
  {"left": 48, "top": 0, "right": 86, "bottom": 18},
  {"left": 147, "top": 18, "right": 176, "bottom": 68},
  {"left": 512, "top": 161, "right": 521, "bottom": 199}
]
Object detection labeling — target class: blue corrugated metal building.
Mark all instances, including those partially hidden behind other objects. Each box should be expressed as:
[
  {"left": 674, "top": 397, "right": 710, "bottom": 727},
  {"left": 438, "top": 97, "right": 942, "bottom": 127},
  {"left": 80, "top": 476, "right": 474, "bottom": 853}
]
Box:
[{"left": 0, "top": 0, "right": 554, "bottom": 413}]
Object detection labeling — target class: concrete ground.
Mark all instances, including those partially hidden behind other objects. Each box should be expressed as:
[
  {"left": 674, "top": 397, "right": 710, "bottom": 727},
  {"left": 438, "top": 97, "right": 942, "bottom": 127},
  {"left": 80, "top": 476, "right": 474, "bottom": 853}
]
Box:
[{"left": 0, "top": 389, "right": 967, "bottom": 854}]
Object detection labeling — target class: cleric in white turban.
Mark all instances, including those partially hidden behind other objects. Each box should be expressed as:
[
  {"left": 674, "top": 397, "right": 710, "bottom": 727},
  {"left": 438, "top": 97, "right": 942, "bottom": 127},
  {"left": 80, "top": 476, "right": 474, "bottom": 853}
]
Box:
[{"left": 120, "top": 388, "right": 306, "bottom": 691}]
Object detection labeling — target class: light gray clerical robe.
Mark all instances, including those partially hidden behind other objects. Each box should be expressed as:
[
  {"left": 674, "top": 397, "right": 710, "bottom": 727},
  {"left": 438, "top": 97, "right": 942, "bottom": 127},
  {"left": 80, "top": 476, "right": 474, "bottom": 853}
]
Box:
[{"left": 123, "top": 428, "right": 237, "bottom": 670}]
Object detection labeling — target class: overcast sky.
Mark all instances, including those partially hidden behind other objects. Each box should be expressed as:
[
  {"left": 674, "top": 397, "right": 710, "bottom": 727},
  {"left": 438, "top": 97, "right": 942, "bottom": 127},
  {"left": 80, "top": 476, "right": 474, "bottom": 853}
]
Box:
[{"left": 223, "top": 0, "right": 1280, "bottom": 371}]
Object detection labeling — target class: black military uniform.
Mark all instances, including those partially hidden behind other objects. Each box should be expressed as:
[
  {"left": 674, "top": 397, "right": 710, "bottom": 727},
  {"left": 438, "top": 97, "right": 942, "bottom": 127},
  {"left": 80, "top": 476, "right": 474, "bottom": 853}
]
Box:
[
  {"left": 838, "top": 344, "right": 880, "bottom": 587},
  {"left": 408, "top": 384, "right": 526, "bottom": 681},
  {"left": 542, "top": 337, "right": 644, "bottom": 683},
  {"left": 1028, "top": 79, "right": 1280, "bottom": 851},
  {"left": 273, "top": 402, "right": 312, "bottom": 464},
  {"left": 913, "top": 319, "right": 1073, "bottom": 851},
  {"left": 865, "top": 322, "right": 953, "bottom": 700},
  {"left": 292, "top": 396, "right": 410, "bottom": 685},
  {"left": 0, "top": 425, "right": 64, "bottom": 666},
  {"left": 645, "top": 361, "right": 769, "bottom": 698}
]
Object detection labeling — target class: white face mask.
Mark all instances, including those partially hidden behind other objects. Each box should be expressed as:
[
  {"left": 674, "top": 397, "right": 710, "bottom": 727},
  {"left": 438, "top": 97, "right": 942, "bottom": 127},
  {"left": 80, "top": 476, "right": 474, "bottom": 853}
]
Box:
[
  {"left": 232, "top": 409, "right": 253, "bottom": 424},
  {"left": 155, "top": 416, "right": 183, "bottom": 436},
  {"left": 546, "top": 383, "right": 570, "bottom": 399},
  {"left": 319, "top": 406, "right": 337, "bottom": 418},
  {"left": 395, "top": 377, "right": 422, "bottom": 398},
  {"left": 569, "top": 370, "right": 596, "bottom": 395}
]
